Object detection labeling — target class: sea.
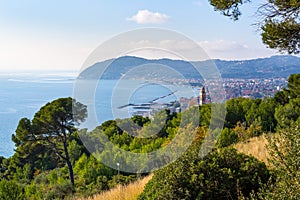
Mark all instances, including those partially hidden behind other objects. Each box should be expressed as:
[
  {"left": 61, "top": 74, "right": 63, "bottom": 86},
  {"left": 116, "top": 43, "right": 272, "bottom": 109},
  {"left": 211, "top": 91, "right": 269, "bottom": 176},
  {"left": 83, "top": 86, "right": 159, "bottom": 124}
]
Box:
[{"left": 0, "top": 71, "right": 196, "bottom": 158}]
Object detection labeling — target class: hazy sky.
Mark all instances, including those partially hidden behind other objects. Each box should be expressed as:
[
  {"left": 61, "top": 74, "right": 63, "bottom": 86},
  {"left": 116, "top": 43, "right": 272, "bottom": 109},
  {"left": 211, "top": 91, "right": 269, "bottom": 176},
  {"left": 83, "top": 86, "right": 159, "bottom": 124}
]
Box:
[{"left": 0, "top": 0, "right": 284, "bottom": 71}]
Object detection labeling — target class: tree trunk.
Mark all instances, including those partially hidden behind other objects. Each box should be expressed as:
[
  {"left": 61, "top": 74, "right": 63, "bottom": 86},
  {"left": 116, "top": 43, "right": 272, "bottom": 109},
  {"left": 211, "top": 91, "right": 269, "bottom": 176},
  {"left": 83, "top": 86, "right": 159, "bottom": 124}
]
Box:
[
  {"left": 63, "top": 140, "right": 75, "bottom": 187},
  {"left": 66, "top": 157, "right": 75, "bottom": 187}
]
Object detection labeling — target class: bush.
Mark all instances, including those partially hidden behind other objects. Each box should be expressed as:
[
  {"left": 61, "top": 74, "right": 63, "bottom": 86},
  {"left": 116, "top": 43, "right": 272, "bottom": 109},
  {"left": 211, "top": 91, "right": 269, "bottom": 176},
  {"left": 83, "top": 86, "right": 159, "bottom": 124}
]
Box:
[
  {"left": 251, "top": 120, "right": 300, "bottom": 200},
  {"left": 108, "top": 174, "right": 138, "bottom": 189},
  {"left": 0, "top": 179, "right": 23, "bottom": 200},
  {"left": 24, "top": 183, "right": 43, "bottom": 200},
  {"left": 216, "top": 128, "right": 238, "bottom": 147},
  {"left": 45, "top": 181, "right": 74, "bottom": 200},
  {"left": 138, "top": 147, "right": 270, "bottom": 200}
]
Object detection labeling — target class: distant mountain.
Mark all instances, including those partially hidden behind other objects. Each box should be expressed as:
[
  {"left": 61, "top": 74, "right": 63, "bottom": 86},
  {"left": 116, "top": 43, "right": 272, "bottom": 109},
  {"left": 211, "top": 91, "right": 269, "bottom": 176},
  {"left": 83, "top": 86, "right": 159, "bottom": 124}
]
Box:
[
  {"left": 214, "top": 55, "right": 300, "bottom": 78},
  {"left": 79, "top": 55, "right": 300, "bottom": 80}
]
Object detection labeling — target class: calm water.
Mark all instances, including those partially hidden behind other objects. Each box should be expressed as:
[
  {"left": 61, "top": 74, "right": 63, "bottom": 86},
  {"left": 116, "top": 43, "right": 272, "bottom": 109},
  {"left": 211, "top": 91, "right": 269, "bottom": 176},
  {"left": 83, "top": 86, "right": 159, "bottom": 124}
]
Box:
[{"left": 0, "top": 72, "right": 196, "bottom": 158}]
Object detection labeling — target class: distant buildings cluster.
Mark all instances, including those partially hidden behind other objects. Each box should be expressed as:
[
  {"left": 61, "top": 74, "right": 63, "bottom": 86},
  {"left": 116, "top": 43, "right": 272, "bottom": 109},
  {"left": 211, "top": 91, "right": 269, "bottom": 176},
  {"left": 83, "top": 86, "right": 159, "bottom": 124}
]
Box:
[
  {"left": 223, "top": 78, "right": 286, "bottom": 99},
  {"left": 131, "top": 78, "right": 287, "bottom": 118}
]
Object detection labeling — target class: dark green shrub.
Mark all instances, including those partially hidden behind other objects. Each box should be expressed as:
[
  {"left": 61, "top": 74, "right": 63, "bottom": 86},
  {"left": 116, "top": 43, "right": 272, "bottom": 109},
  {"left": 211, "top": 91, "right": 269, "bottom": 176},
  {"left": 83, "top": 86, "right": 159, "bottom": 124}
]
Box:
[
  {"left": 108, "top": 174, "right": 138, "bottom": 188},
  {"left": 45, "top": 181, "right": 74, "bottom": 200},
  {"left": 216, "top": 128, "right": 238, "bottom": 147},
  {"left": 138, "top": 147, "right": 270, "bottom": 200}
]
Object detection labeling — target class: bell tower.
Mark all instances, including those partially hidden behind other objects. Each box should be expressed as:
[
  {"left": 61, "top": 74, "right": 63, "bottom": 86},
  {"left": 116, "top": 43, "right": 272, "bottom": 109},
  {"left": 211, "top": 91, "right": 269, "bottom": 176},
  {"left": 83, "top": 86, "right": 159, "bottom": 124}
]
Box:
[{"left": 199, "top": 86, "right": 206, "bottom": 106}]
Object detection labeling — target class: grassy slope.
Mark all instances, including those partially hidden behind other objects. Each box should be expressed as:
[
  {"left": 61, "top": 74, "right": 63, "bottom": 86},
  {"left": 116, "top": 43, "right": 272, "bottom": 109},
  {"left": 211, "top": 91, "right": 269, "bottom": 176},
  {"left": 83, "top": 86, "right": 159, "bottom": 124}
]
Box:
[
  {"left": 234, "top": 134, "right": 269, "bottom": 165},
  {"left": 79, "top": 175, "right": 153, "bottom": 200}
]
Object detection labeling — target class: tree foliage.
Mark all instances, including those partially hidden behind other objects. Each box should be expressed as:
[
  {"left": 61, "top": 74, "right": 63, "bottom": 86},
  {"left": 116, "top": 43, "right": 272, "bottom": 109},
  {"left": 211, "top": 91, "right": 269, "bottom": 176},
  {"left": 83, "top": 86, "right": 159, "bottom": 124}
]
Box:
[
  {"left": 262, "top": 19, "right": 300, "bottom": 54},
  {"left": 287, "top": 74, "right": 300, "bottom": 98},
  {"left": 209, "top": 0, "right": 250, "bottom": 20},
  {"left": 217, "top": 127, "right": 238, "bottom": 147},
  {"left": 209, "top": 0, "right": 300, "bottom": 54},
  {"left": 275, "top": 74, "right": 300, "bottom": 128},
  {"left": 11, "top": 97, "right": 87, "bottom": 186}
]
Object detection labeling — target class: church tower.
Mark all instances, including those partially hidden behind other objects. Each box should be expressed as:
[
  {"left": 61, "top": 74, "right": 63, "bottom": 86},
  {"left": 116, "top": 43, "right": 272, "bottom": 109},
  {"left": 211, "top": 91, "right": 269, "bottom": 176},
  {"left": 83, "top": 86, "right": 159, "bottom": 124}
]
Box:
[{"left": 199, "top": 86, "right": 206, "bottom": 106}]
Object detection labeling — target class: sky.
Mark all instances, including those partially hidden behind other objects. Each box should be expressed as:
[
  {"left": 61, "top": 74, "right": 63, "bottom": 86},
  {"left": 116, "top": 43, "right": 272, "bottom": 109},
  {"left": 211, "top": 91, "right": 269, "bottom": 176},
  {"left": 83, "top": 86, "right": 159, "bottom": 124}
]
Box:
[{"left": 0, "top": 0, "right": 286, "bottom": 71}]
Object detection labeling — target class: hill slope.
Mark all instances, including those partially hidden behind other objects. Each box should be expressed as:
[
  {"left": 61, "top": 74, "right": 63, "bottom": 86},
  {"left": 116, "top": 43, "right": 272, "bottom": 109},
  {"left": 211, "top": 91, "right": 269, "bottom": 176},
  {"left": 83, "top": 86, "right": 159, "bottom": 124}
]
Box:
[
  {"left": 234, "top": 134, "right": 269, "bottom": 165},
  {"left": 79, "top": 55, "right": 300, "bottom": 80},
  {"left": 81, "top": 135, "right": 270, "bottom": 200}
]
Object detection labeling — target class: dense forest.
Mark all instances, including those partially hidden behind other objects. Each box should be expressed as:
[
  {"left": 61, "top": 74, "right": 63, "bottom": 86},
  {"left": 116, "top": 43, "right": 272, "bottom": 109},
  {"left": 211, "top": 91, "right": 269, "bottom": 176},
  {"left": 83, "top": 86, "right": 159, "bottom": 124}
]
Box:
[{"left": 0, "top": 74, "right": 299, "bottom": 199}]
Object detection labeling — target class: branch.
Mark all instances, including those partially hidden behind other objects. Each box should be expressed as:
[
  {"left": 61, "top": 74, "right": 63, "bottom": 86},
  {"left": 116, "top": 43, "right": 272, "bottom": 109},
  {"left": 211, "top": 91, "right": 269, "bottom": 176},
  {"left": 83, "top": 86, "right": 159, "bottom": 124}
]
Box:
[{"left": 45, "top": 136, "right": 66, "bottom": 160}]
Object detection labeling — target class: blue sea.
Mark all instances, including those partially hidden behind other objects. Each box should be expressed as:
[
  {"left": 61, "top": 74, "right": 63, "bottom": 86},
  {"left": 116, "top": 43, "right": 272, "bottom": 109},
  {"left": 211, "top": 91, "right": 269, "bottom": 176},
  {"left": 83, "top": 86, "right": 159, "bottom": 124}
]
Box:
[{"left": 0, "top": 71, "right": 196, "bottom": 158}]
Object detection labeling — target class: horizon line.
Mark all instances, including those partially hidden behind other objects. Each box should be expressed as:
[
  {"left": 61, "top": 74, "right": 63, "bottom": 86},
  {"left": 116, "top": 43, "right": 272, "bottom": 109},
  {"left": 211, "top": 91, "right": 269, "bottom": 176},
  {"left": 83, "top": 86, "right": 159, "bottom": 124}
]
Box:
[{"left": 0, "top": 54, "right": 298, "bottom": 72}]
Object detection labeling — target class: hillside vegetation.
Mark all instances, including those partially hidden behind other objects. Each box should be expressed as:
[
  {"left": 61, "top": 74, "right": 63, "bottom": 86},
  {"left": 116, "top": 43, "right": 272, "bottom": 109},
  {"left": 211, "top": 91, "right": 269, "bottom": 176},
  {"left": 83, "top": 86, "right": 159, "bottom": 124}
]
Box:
[
  {"left": 0, "top": 74, "right": 300, "bottom": 199},
  {"left": 84, "top": 135, "right": 269, "bottom": 200}
]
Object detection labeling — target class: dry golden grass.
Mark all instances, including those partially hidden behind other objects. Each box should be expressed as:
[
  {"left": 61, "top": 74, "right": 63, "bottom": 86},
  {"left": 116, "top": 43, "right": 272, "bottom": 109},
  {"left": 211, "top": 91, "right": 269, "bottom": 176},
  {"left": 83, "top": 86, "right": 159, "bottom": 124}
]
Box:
[
  {"left": 80, "top": 175, "right": 152, "bottom": 200},
  {"left": 234, "top": 134, "right": 269, "bottom": 165}
]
